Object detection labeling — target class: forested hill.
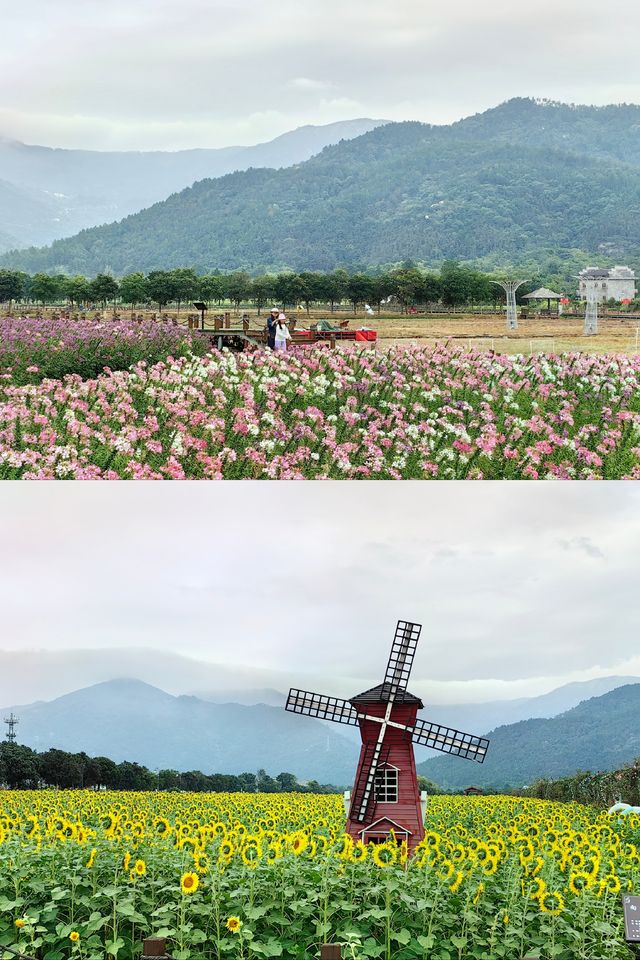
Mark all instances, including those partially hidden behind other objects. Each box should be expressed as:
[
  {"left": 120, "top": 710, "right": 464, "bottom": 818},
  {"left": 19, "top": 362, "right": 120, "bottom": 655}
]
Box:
[
  {"left": 0, "top": 119, "right": 384, "bottom": 251},
  {"left": 418, "top": 682, "right": 640, "bottom": 791},
  {"left": 5, "top": 98, "right": 640, "bottom": 274}
]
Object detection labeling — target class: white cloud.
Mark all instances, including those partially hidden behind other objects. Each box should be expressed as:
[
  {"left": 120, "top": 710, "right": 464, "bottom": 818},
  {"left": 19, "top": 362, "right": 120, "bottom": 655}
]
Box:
[
  {"left": 0, "top": 483, "right": 638, "bottom": 706},
  {"left": 290, "top": 78, "right": 334, "bottom": 93},
  {"left": 1, "top": 0, "right": 640, "bottom": 149}
]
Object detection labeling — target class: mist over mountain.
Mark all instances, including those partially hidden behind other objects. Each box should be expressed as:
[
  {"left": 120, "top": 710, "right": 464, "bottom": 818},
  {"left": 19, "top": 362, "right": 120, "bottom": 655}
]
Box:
[
  {"left": 0, "top": 648, "right": 297, "bottom": 707},
  {"left": 418, "top": 683, "right": 640, "bottom": 790},
  {"left": 0, "top": 119, "right": 383, "bottom": 252},
  {"left": 424, "top": 676, "right": 640, "bottom": 735},
  {"left": 6, "top": 98, "right": 640, "bottom": 274},
  {"left": 2, "top": 680, "right": 359, "bottom": 784},
  {"left": 3, "top": 667, "right": 639, "bottom": 786}
]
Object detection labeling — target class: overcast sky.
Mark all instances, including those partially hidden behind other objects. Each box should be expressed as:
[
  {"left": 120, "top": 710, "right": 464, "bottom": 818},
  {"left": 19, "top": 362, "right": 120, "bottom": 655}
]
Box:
[
  {"left": 2, "top": 0, "right": 640, "bottom": 150},
  {"left": 1, "top": 482, "right": 639, "bottom": 707}
]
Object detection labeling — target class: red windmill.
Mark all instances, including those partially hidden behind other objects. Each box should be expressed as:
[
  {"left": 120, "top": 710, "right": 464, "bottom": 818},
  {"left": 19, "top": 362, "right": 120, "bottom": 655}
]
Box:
[{"left": 286, "top": 620, "right": 490, "bottom": 854}]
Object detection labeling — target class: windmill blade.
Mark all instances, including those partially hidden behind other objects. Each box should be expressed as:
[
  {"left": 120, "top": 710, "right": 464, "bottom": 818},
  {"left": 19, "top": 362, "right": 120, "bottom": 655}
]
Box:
[
  {"left": 349, "top": 740, "right": 389, "bottom": 822},
  {"left": 285, "top": 688, "right": 358, "bottom": 726},
  {"left": 384, "top": 620, "right": 422, "bottom": 693},
  {"left": 409, "top": 718, "right": 489, "bottom": 763}
]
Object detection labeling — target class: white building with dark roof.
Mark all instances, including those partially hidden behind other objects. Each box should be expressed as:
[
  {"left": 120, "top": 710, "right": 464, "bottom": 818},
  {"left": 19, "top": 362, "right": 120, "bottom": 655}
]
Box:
[{"left": 578, "top": 266, "right": 637, "bottom": 303}]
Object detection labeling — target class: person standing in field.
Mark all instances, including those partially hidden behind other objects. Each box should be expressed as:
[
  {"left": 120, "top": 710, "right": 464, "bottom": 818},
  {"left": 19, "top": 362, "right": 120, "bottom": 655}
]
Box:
[
  {"left": 274, "top": 313, "right": 291, "bottom": 352},
  {"left": 266, "top": 307, "right": 279, "bottom": 349}
]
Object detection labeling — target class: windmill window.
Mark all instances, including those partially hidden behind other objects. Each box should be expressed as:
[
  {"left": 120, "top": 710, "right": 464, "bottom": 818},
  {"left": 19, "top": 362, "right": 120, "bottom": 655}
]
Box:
[{"left": 375, "top": 766, "right": 398, "bottom": 803}]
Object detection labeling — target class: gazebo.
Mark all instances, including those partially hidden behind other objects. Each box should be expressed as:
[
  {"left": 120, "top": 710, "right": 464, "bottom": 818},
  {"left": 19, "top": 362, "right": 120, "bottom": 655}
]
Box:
[{"left": 523, "top": 287, "right": 562, "bottom": 315}]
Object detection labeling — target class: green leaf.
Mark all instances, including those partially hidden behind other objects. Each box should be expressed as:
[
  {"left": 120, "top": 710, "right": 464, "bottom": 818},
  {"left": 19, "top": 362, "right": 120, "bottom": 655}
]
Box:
[
  {"left": 391, "top": 929, "right": 411, "bottom": 945},
  {"left": 361, "top": 939, "right": 385, "bottom": 958},
  {"left": 417, "top": 934, "right": 436, "bottom": 950},
  {"left": 105, "top": 937, "right": 125, "bottom": 957}
]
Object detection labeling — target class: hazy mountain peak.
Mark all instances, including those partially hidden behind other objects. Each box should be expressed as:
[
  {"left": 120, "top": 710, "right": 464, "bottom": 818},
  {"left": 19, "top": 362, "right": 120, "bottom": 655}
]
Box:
[
  {"left": 7, "top": 98, "right": 640, "bottom": 271},
  {"left": 419, "top": 681, "right": 640, "bottom": 790},
  {"left": 0, "top": 118, "right": 385, "bottom": 253}
]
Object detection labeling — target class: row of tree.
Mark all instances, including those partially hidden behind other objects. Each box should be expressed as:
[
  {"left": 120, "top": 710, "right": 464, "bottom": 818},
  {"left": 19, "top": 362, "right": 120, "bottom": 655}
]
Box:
[
  {"left": 0, "top": 263, "right": 568, "bottom": 312},
  {"left": 0, "top": 742, "right": 341, "bottom": 793},
  {"left": 519, "top": 757, "right": 640, "bottom": 807}
]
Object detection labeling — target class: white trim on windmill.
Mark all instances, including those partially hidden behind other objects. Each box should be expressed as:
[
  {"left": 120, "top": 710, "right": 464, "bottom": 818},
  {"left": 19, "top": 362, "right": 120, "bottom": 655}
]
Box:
[
  {"left": 375, "top": 762, "right": 400, "bottom": 803},
  {"left": 359, "top": 816, "right": 412, "bottom": 836}
]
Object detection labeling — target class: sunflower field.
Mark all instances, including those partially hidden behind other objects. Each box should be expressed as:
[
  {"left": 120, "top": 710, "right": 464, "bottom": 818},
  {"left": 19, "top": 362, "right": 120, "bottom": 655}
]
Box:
[{"left": 0, "top": 791, "right": 638, "bottom": 960}]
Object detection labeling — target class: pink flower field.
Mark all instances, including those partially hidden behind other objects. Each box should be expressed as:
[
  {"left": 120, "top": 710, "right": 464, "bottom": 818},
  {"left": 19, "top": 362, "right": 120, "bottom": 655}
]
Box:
[
  {"left": 1, "top": 336, "right": 640, "bottom": 479},
  {"left": 0, "top": 314, "right": 206, "bottom": 385}
]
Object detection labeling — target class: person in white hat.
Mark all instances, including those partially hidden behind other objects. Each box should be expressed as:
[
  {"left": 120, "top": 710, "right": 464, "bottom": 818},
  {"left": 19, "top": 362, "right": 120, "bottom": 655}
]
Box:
[
  {"left": 274, "top": 313, "right": 291, "bottom": 352},
  {"left": 266, "top": 307, "right": 279, "bottom": 349}
]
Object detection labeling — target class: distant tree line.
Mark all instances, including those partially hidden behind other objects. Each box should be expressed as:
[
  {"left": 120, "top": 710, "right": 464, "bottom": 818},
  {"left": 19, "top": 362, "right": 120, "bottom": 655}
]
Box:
[
  {"left": 0, "top": 263, "right": 572, "bottom": 313},
  {"left": 517, "top": 757, "right": 640, "bottom": 807},
  {"left": 0, "top": 742, "right": 341, "bottom": 793}
]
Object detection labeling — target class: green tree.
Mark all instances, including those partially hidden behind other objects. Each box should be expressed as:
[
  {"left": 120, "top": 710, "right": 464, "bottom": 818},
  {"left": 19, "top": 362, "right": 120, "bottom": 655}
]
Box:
[
  {"left": 199, "top": 274, "right": 225, "bottom": 306},
  {"left": 0, "top": 269, "right": 26, "bottom": 303},
  {"left": 419, "top": 272, "right": 441, "bottom": 306},
  {"left": 38, "top": 748, "right": 85, "bottom": 788},
  {"left": 158, "top": 769, "right": 181, "bottom": 791},
  {"left": 326, "top": 269, "right": 349, "bottom": 313},
  {"left": 368, "top": 274, "right": 394, "bottom": 313},
  {"left": 90, "top": 273, "right": 120, "bottom": 306},
  {"left": 64, "top": 275, "right": 91, "bottom": 306},
  {"left": 257, "top": 767, "right": 281, "bottom": 793},
  {"left": 146, "top": 271, "right": 179, "bottom": 310},
  {"left": 346, "top": 273, "right": 373, "bottom": 314},
  {"left": 250, "top": 275, "right": 275, "bottom": 316},
  {"left": 29, "top": 273, "right": 64, "bottom": 305},
  {"left": 390, "top": 268, "right": 422, "bottom": 312},
  {"left": 120, "top": 272, "right": 149, "bottom": 308},
  {"left": 224, "top": 271, "right": 252, "bottom": 312},
  {"left": 298, "top": 271, "right": 327, "bottom": 313},
  {"left": 91, "top": 756, "right": 119, "bottom": 788},
  {"left": 115, "top": 761, "right": 156, "bottom": 790},
  {"left": 275, "top": 771, "right": 299, "bottom": 792},
  {"left": 169, "top": 267, "right": 199, "bottom": 313},
  {"left": 440, "top": 261, "right": 472, "bottom": 307},
  {"left": 272, "top": 273, "right": 305, "bottom": 311},
  {"left": 0, "top": 743, "right": 40, "bottom": 788},
  {"left": 237, "top": 772, "right": 258, "bottom": 792}
]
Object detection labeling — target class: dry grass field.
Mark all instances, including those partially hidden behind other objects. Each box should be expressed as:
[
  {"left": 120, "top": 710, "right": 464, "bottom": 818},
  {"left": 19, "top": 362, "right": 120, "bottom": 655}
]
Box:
[
  {"left": 367, "top": 313, "right": 640, "bottom": 355},
  {"left": 8, "top": 306, "right": 640, "bottom": 354}
]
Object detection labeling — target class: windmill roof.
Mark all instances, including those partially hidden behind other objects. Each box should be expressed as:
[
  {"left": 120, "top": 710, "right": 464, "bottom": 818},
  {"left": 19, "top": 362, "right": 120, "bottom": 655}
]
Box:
[
  {"left": 350, "top": 683, "right": 424, "bottom": 707},
  {"left": 523, "top": 287, "right": 562, "bottom": 299}
]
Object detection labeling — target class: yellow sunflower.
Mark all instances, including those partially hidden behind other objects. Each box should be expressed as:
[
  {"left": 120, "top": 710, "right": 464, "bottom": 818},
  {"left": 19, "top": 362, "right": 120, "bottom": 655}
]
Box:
[
  {"left": 538, "top": 891, "right": 564, "bottom": 916},
  {"left": 372, "top": 842, "right": 397, "bottom": 868},
  {"left": 226, "top": 916, "right": 243, "bottom": 934},
  {"left": 180, "top": 871, "right": 200, "bottom": 895}
]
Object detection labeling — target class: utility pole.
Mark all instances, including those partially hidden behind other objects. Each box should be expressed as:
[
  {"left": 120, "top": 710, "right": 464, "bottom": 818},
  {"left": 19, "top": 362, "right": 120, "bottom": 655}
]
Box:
[{"left": 4, "top": 713, "right": 19, "bottom": 743}]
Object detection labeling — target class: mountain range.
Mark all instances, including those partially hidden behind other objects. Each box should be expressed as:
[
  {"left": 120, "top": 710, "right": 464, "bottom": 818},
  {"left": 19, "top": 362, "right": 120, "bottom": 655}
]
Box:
[
  {"left": 0, "top": 119, "right": 383, "bottom": 253},
  {"left": 3, "top": 672, "right": 640, "bottom": 788},
  {"left": 423, "top": 676, "right": 640, "bottom": 735},
  {"left": 418, "top": 683, "right": 640, "bottom": 790},
  {"left": 2, "top": 679, "right": 358, "bottom": 784},
  {"left": 5, "top": 98, "right": 640, "bottom": 274}
]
